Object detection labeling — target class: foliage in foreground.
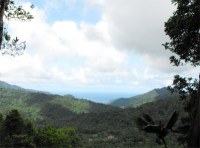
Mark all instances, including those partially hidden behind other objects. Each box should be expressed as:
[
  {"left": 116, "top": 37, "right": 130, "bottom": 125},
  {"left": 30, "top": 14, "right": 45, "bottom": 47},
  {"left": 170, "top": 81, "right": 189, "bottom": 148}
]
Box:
[
  {"left": 0, "top": 109, "right": 81, "bottom": 148},
  {"left": 0, "top": 0, "right": 34, "bottom": 55},
  {"left": 164, "top": 0, "right": 200, "bottom": 147},
  {"left": 169, "top": 76, "right": 199, "bottom": 145}
]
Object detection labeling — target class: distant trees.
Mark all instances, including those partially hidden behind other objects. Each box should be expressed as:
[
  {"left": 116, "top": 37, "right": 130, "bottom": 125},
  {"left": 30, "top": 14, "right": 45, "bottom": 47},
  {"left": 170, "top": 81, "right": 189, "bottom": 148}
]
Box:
[
  {"left": 0, "top": 109, "right": 81, "bottom": 147},
  {"left": 0, "top": 0, "right": 33, "bottom": 55},
  {"left": 35, "top": 127, "right": 81, "bottom": 148},
  {"left": 164, "top": 0, "right": 200, "bottom": 147}
]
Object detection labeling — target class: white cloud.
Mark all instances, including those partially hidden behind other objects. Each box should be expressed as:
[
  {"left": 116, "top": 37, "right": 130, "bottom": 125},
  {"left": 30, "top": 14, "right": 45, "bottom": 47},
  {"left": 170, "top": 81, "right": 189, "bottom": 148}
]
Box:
[
  {"left": 86, "top": 0, "right": 181, "bottom": 73},
  {"left": 1, "top": 0, "right": 198, "bottom": 94},
  {"left": 0, "top": 53, "right": 49, "bottom": 83},
  {"left": 144, "top": 68, "right": 158, "bottom": 80},
  {"left": 1, "top": 5, "right": 131, "bottom": 90}
]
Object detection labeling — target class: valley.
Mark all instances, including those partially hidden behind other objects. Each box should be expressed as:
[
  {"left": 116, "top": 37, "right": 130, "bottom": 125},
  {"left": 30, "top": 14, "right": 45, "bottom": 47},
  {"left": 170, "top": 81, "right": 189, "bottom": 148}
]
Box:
[{"left": 0, "top": 81, "right": 184, "bottom": 147}]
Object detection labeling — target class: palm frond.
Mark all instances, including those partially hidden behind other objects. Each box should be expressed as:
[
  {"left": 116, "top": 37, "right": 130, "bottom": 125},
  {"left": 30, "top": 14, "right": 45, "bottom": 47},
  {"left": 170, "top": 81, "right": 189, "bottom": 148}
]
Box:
[
  {"left": 136, "top": 117, "right": 148, "bottom": 129},
  {"left": 142, "top": 113, "right": 155, "bottom": 125},
  {"left": 143, "top": 125, "right": 160, "bottom": 133},
  {"left": 166, "top": 111, "right": 179, "bottom": 129}
]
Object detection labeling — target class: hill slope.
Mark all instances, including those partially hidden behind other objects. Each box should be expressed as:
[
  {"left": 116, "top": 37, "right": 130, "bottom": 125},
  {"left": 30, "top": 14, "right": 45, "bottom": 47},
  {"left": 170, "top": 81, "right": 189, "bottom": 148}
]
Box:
[
  {"left": 0, "top": 81, "right": 119, "bottom": 121},
  {"left": 110, "top": 87, "right": 179, "bottom": 108},
  {"left": 0, "top": 80, "right": 23, "bottom": 90},
  {"left": 0, "top": 81, "right": 184, "bottom": 147},
  {"left": 53, "top": 95, "right": 183, "bottom": 148}
]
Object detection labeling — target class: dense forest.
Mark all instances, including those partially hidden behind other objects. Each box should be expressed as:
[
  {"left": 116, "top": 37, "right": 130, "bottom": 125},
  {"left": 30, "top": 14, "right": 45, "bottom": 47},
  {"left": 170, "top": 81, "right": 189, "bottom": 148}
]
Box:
[
  {"left": 0, "top": 81, "right": 186, "bottom": 147},
  {"left": 0, "top": 109, "right": 81, "bottom": 147}
]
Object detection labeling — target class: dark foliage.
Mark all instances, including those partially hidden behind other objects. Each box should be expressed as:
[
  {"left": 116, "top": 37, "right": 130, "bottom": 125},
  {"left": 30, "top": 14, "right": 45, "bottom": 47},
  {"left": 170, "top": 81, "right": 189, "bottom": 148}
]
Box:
[
  {"left": 164, "top": 0, "right": 200, "bottom": 147},
  {"left": 41, "top": 103, "right": 76, "bottom": 120},
  {"left": 0, "top": 109, "right": 81, "bottom": 148},
  {"left": 168, "top": 75, "right": 200, "bottom": 146},
  {"left": 163, "top": 0, "right": 200, "bottom": 66},
  {"left": 57, "top": 97, "right": 183, "bottom": 147},
  {"left": 0, "top": 109, "right": 36, "bottom": 147},
  {"left": 136, "top": 111, "right": 179, "bottom": 148}
]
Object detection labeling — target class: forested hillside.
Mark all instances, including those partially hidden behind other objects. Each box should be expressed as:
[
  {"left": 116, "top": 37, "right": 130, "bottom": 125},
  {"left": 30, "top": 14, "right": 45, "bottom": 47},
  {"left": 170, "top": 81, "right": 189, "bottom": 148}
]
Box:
[
  {"left": 0, "top": 81, "right": 185, "bottom": 147},
  {"left": 110, "top": 87, "right": 179, "bottom": 108},
  {"left": 58, "top": 96, "right": 184, "bottom": 147},
  {"left": 0, "top": 81, "right": 119, "bottom": 122}
]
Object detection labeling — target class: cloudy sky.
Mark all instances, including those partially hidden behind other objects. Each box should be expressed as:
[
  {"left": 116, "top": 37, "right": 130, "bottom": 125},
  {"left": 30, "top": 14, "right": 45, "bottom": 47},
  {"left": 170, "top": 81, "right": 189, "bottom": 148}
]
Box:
[{"left": 0, "top": 0, "right": 199, "bottom": 99}]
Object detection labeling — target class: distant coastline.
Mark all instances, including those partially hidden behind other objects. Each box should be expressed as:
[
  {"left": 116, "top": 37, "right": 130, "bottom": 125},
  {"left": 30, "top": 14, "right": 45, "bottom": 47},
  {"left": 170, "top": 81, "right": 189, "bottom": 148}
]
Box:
[{"left": 56, "top": 91, "right": 137, "bottom": 104}]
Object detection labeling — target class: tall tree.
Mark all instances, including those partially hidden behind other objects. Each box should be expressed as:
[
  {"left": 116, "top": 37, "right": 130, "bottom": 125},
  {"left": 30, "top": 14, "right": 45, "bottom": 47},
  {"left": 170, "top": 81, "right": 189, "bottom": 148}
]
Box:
[
  {"left": 164, "top": 0, "right": 200, "bottom": 147},
  {"left": 0, "top": 109, "right": 36, "bottom": 147},
  {"left": 0, "top": 0, "right": 33, "bottom": 55}
]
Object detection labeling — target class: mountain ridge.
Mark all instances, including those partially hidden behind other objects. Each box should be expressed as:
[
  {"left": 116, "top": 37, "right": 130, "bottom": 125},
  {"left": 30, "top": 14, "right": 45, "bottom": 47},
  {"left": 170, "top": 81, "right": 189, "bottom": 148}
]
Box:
[
  {"left": 110, "top": 87, "right": 179, "bottom": 108},
  {"left": 0, "top": 80, "right": 120, "bottom": 121},
  {"left": 0, "top": 80, "right": 24, "bottom": 90},
  {"left": 0, "top": 80, "right": 183, "bottom": 147},
  {"left": 0, "top": 80, "right": 52, "bottom": 94}
]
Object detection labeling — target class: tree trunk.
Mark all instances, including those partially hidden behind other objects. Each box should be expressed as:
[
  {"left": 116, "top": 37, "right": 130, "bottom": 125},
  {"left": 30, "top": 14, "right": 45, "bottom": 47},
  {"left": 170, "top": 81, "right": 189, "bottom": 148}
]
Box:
[
  {"left": 0, "top": 0, "right": 8, "bottom": 50},
  {"left": 188, "top": 74, "right": 200, "bottom": 147}
]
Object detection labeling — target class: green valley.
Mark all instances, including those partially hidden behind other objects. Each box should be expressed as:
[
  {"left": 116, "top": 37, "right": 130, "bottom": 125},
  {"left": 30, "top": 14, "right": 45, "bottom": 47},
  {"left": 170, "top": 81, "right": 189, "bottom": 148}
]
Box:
[
  {"left": 0, "top": 81, "right": 185, "bottom": 147},
  {"left": 0, "top": 81, "right": 119, "bottom": 122}
]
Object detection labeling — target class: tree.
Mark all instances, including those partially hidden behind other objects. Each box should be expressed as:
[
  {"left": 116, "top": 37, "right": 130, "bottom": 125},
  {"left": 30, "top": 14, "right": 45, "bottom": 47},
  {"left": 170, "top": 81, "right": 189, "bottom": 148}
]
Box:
[
  {"left": 163, "top": 0, "right": 200, "bottom": 66},
  {"left": 3, "top": 109, "right": 26, "bottom": 136},
  {"left": 0, "top": 109, "right": 36, "bottom": 147},
  {"left": 0, "top": 110, "right": 81, "bottom": 147},
  {"left": 34, "top": 126, "right": 81, "bottom": 148},
  {"left": 168, "top": 75, "right": 199, "bottom": 146},
  {"left": 164, "top": 0, "right": 200, "bottom": 147},
  {"left": 0, "top": 0, "right": 33, "bottom": 55}
]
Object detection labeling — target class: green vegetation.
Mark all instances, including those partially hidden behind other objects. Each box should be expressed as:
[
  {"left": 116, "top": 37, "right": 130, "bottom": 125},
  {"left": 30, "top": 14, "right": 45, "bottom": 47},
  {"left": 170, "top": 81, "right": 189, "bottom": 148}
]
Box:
[
  {"left": 0, "top": 109, "right": 81, "bottom": 147},
  {"left": 0, "top": 81, "right": 119, "bottom": 122},
  {"left": 35, "top": 127, "right": 81, "bottom": 148},
  {"left": 164, "top": 0, "right": 200, "bottom": 147},
  {"left": 110, "top": 87, "right": 179, "bottom": 108},
  {"left": 0, "top": 81, "right": 186, "bottom": 147},
  {"left": 58, "top": 96, "right": 185, "bottom": 147},
  {"left": 0, "top": 0, "right": 198, "bottom": 147}
]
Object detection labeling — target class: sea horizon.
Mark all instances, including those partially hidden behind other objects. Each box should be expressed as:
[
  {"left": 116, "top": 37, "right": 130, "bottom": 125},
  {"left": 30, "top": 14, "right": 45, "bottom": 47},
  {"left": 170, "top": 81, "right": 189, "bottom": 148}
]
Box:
[{"left": 55, "top": 91, "right": 137, "bottom": 104}]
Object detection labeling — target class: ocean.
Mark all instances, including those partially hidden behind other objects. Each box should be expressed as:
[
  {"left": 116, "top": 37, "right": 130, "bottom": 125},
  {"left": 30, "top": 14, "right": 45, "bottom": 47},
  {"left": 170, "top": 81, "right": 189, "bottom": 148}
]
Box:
[{"left": 57, "top": 91, "right": 137, "bottom": 104}]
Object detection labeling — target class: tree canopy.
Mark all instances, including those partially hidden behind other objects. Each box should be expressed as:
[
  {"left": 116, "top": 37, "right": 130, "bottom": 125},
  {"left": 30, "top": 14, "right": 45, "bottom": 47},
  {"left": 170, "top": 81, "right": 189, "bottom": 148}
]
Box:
[
  {"left": 164, "top": 0, "right": 200, "bottom": 66},
  {"left": 0, "top": 109, "right": 81, "bottom": 147},
  {"left": 164, "top": 0, "right": 200, "bottom": 147},
  {"left": 0, "top": 0, "right": 33, "bottom": 55}
]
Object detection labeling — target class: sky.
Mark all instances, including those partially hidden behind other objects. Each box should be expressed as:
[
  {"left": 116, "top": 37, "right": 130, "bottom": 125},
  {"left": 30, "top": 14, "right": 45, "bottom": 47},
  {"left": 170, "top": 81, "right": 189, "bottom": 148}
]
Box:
[{"left": 0, "top": 0, "right": 199, "bottom": 100}]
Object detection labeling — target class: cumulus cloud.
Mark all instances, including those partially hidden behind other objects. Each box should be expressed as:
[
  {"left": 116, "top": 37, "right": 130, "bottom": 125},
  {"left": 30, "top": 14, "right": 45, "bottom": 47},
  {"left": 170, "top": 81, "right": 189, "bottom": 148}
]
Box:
[
  {"left": 0, "top": 0, "right": 198, "bottom": 93},
  {"left": 0, "top": 54, "right": 49, "bottom": 82},
  {"left": 86, "top": 0, "right": 181, "bottom": 72},
  {"left": 1, "top": 4, "right": 133, "bottom": 90},
  {"left": 88, "top": 0, "right": 200, "bottom": 76}
]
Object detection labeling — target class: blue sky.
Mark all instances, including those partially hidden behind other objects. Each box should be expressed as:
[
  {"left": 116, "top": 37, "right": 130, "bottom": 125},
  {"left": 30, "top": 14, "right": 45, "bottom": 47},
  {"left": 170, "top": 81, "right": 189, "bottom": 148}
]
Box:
[
  {"left": 0, "top": 0, "right": 199, "bottom": 102},
  {"left": 31, "top": 0, "right": 101, "bottom": 24}
]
